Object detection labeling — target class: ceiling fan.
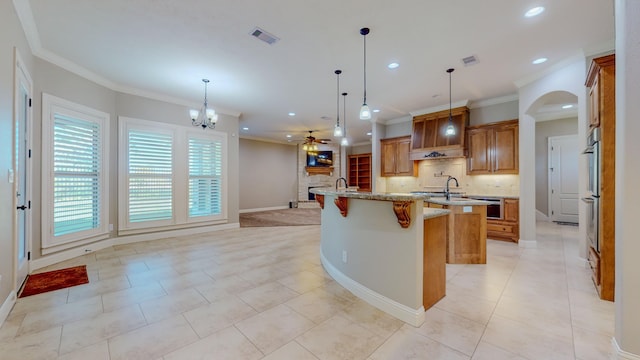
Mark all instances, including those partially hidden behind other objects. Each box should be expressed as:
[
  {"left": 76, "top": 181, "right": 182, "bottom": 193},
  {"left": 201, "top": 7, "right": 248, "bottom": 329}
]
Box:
[{"left": 299, "top": 130, "right": 331, "bottom": 151}]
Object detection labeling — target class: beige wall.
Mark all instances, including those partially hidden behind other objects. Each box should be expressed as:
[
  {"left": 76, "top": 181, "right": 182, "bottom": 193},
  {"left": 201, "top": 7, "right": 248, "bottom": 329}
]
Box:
[
  {"left": 0, "top": 0, "right": 34, "bottom": 314},
  {"left": 469, "top": 100, "right": 519, "bottom": 126},
  {"left": 239, "top": 139, "right": 297, "bottom": 210},
  {"left": 534, "top": 117, "right": 578, "bottom": 216}
]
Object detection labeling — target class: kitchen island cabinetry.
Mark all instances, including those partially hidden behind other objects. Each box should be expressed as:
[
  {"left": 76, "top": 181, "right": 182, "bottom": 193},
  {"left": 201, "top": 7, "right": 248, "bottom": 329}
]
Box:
[
  {"left": 381, "top": 136, "right": 416, "bottom": 177},
  {"left": 410, "top": 106, "right": 469, "bottom": 160},
  {"left": 426, "top": 198, "right": 488, "bottom": 264},
  {"left": 466, "top": 120, "right": 519, "bottom": 175}
]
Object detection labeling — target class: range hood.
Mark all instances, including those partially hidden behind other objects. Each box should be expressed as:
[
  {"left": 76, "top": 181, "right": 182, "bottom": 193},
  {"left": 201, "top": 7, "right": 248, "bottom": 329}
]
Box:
[{"left": 409, "top": 148, "right": 466, "bottom": 160}]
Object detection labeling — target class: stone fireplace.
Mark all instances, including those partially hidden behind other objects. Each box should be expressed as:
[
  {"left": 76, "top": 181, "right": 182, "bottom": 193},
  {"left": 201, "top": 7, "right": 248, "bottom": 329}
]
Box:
[{"left": 297, "top": 143, "right": 341, "bottom": 204}]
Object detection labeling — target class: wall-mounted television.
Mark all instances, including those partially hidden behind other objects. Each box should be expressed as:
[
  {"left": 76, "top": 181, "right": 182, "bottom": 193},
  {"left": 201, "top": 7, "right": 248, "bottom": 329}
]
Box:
[{"left": 306, "top": 150, "right": 333, "bottom": 167}]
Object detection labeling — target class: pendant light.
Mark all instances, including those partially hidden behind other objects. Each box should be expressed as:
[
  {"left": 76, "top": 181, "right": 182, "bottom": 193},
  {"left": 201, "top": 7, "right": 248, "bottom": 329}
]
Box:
[
  {"left": 189, "top": 79, "right": 219, "bottom": 129},
  {"left": 359, "top": 27, "right": 371, "bottom": 120},
  {"left": 445, "top": 68, "right": 456, "bottom": 136},
  {"left": 341, "top": 92, "right": 349, "bottom": 146},
  {"left": 333, "top": 70, "right": 343, "bottom": 137}
]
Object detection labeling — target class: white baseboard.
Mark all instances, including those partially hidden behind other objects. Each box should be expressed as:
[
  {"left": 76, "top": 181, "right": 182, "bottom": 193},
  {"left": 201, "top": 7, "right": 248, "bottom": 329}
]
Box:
[
  {"left": 612, "top": 337, "right": 640, "bottom": 359},
  {"left": 31, "top": 222, "right": 240, "bottom": 271},
  {"left": 239, "top": 206, "right": 289, "bottom": 213},
  {"left": 0, "top": 291, "right": 17, "bottom": 328},
  {"left": 518, "top": 239, "right": 538, "bottom": 248},
  {"left": 320, "top": 250, "right": 425, "bottom": 327}
]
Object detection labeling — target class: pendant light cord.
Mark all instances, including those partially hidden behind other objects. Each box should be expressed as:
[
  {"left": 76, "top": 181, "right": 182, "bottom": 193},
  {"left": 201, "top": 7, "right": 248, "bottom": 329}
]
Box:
[
  {"left": 336, "top": 70, "right": 341, "bottom": 126},
  {"left": 363, "top": 33, "right": 367, "bottom": 104}
]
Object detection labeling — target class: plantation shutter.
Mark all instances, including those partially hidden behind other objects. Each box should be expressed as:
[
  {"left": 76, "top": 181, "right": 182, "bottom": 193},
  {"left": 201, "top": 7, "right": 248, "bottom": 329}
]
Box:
[
  {"left": 128, "top": 130, "right": 173, "bottom": 222},
  {"left": 53, "top": 115, "right": 101, "bottom": 236},
  {"left": 188, "top": 137, "right": 222, "bottom": 217}
]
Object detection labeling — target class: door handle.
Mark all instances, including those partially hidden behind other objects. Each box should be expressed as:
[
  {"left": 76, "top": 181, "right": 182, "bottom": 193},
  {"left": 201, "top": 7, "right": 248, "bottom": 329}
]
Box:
[
  {"left": 581, "top": 197, "right": 594, "bottom": 204},
  {"left": 16, "top": 205, "right": 27, "bottom": 210}
]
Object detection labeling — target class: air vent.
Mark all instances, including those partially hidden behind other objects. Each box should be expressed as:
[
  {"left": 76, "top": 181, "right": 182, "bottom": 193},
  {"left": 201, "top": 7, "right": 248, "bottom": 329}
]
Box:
[
  {"left": 462, "top": 55, "right": 479, "bottom": 66},
  {"left": 250, "top": 27, "right": 280, "bottom": 45}
]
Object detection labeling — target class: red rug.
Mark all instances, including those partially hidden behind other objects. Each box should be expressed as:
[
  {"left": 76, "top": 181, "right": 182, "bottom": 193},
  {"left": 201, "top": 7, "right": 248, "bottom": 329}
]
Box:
[{"left": 19, "top": 265, "right": 89, "bottom": 298}]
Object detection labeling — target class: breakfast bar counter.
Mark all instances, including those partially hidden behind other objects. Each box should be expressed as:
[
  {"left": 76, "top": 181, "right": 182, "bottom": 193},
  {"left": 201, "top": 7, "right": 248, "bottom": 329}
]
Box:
[{"left": 309, "top": 188, "right": 449, "bottom": 326}]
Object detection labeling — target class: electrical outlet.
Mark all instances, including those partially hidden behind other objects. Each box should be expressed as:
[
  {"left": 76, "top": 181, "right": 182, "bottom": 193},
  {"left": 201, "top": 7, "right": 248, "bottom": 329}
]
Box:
[{"left": 342, "top": 250, "right": 348, "bottom": 263}]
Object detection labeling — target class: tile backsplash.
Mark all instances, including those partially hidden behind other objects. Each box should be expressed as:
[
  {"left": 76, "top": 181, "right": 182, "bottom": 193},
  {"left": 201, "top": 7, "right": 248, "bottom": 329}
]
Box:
[{"left": 384, "top": 158, "right": 519, "bottom": 196}]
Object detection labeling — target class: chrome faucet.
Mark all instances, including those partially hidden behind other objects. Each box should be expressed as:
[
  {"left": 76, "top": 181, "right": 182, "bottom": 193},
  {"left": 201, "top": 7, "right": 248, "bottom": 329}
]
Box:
[
  {"left": 445, "top": 176, "right": 459, "bottom": 200},
  {"left": 336, "top": 177, "right": 348, "bottom": 190}
]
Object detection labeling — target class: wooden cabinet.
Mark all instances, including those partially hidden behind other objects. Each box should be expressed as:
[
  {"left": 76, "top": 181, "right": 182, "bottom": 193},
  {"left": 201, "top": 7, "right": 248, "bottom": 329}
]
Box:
[
  {"left": 586, "top": 53, "right": 615, "bottom": 301},
  {"left": 347, "top": 153, "right": 372, "bottom": 192},
  {"left": 426, "top": 202, "right": 486, "bottom": 264},
  {"left": 467, "top": 120, "right": 518, "bottom": 175},
  {"left": 486, "top": 198, "right": 519, "bottom": 242},
  {"left": 410, "top": 106, "right": 469, "bottom": 160},
  {"left": 380, "top": 136, "right": 417, "bottom": 177},
  {"left": 423, "top": 215, "right": 447, "bottom": 310}
]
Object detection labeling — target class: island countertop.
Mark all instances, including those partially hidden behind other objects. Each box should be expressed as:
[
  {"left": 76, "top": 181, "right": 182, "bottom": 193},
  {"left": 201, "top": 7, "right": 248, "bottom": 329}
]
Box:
[
  {"left": 423, "top": 207, "right": 451, "bottom": 219},
  {"left": 310, "top": 188, "right": 430, "bottom": 202},
  {"left": 426, "top": 197, "right": 492, "bottom": 206}
]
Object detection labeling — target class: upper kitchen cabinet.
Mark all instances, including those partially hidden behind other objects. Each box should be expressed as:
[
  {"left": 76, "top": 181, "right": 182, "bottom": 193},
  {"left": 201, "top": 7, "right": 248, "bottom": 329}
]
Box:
[
  {"left": 466, "top": 119, "right": 519, "bottom": 175},
  {"left": 587, "top": 54, "right": 615, "bottom": 130},
  {"left": 410, "top": 106, "right": 469, "bottom": 160},
  {"left": 381, "top": 136, "right": 417, "bottom": 177}
]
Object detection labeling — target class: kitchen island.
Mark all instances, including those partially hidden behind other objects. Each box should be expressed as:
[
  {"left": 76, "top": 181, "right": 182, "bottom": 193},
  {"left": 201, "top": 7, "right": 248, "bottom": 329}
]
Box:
[{"left": 310, "top": 188, "right": 449, "bottom": 326}]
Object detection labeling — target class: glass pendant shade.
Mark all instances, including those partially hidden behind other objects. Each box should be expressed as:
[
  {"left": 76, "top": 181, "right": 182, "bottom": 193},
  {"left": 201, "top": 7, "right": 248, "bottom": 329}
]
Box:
[
  {"left": 334, "top": 125, "right": 343, "bottom": 137},
  {"left": 359, "top": 104, "right": 371, "bottom": 120},
  {"left": 445, "top": 122, "right": 455, "bottom": 136},
  {"left": 341, "top": 137, "right": 349, "bottom": 146},
  {"left": 189, "top": 109, "right": 199, "bottom": 120}
]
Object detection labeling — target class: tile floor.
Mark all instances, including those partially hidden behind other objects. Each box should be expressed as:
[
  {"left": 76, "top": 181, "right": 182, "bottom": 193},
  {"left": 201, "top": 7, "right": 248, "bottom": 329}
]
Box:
[{"left": 0, "top": 222, "right": 614, "bottom": 359}]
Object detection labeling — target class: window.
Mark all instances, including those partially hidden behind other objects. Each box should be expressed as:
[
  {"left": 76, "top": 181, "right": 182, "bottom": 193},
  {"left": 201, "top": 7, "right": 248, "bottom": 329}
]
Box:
[
  {"left": 42, "top": 94, "right": 109, "bottom": 251},
  {"left": 119, "top": 117, "right": 227, "bottom": 233},
  {"left": 128, "top": 130, "right": 173, "bottom": 223},
  {"left": 188, "top": 136, "right": 223, "bottom": 218}
]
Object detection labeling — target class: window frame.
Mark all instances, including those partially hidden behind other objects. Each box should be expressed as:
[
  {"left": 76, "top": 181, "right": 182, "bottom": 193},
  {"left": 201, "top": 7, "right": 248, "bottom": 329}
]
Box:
[
  {"left": 118, "top": 117, "right": 228, "bottom": 234},
  {"left": 41, "top": 94, "right": 110, "bottom": 253}
]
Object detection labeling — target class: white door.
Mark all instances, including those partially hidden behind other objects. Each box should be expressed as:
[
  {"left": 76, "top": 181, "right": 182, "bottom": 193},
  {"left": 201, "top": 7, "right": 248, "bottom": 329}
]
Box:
[
  {"left": 15, "top": 50, "right": 32, "bottom": 289},
  {"left": 549, "top": 135, "right": 579, "bottom": 223}
]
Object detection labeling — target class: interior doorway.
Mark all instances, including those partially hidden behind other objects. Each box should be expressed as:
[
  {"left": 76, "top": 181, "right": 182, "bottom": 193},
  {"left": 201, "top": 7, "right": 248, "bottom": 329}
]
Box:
[
  {"left": 14, "top": 49, "right": 32, "bottom": 290},
  {"left": 548, "top": 135, "right": 579, "bottom": 223}
]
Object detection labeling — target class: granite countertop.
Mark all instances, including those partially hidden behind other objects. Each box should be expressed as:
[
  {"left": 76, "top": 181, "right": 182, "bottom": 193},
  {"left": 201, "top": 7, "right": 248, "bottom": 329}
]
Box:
[
  {"left": 310, "top": 188, "right": 430, "bottom": 202},
  {"left": 465, "top": 194, "right": 519, "bottom": 199},
  {"left": 423, "top": 207, "right": 451, "bottom": 219},
  {"left": 426, "top": 197, "right": 492, "bottom": 206}
]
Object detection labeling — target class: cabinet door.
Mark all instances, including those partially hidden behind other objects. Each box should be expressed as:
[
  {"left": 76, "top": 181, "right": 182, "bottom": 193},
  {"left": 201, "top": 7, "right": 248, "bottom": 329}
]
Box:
[
  {"left": 493, "top": 125, "right": 519, "bottom": 173},
  {"left": 411, "top": 119, "right": 425, "bottom": 150},
  {"left": 467, "top": 128, "right": 491, "bottom": 174},
  {"left": 395, "top": 138, "right": 414, "bottom": 176},
  {"left": 381, "top": 140, "right": 397, "bottom": 177},
  {"left": 503, "top": 198, "right": 519, "bottom": 222}
]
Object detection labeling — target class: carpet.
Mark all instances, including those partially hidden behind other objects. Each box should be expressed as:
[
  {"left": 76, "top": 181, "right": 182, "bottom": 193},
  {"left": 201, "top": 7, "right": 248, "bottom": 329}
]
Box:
[
  {"left": 19, "top": 265, "right": 89, "bottom": 298},
  {"left": 240, "top": 208, "right": 321, "bottom": 227}
]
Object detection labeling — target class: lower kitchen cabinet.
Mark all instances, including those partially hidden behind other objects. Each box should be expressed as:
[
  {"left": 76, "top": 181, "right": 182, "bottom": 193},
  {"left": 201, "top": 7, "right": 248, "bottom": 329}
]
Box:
[{"left": 486, "top": 198, "right": 519, "bottom": 242}]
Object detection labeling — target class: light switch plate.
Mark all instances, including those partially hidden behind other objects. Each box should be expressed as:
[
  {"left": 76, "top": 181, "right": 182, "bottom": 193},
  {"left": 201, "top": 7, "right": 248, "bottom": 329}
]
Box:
[
  {"left": 8, "top": 169, "right": 14, "bottom": 183},
  {"left": 463, "top": 206, "right": 472, "bottom": 213}
]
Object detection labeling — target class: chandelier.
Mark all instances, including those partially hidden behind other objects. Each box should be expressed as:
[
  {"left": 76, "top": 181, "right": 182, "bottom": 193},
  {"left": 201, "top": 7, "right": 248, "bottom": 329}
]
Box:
[{"left": 189, "top": 79, "right": 219, "bottom": 129}]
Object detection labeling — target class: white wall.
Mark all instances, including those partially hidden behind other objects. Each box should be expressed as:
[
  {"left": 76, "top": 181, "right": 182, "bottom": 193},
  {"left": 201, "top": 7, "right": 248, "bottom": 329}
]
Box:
[
  {"left": 535, "top": 117, "right": 579, "bottom": 216},
  {"left": 614, "top": 0, "right": 640, "bottom": 355},
  {"left": 518, "top": 60, "right": 588, "bottom": 250},
  {"left": 239, "top": 139, "right": 297, "bottom": 210},
  {"left": 0, "top": 0, "right": 34, "bottom": 316},
  {"left": 470, "top": 100, "right": 519, "bottom": 126}
]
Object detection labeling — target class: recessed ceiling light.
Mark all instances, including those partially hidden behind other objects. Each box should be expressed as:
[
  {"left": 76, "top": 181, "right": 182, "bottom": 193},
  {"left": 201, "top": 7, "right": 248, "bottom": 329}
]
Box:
[
  {"left": 532, "top": 57, "right": 548, "bottom": 65},
  {"left": 366, "top": 132, "right": 372, "bottom": 136},
  {"left": 286, "top": 134, "right": 292, "bottom": 138},
  {"left": 525, "top": 6, "right": 545, "bottom": 18},
  {"left": 387, "top": 62, "right": 399, "bottom": 69},
  {"left": 242, "top": 127, "right": 249, "bottom": 131},
  {"left": 562, "top": 104, "right": 573, "bottom": 109},
  {"left": 373, "top": 109, "right": 380, "bottom": 113},
  {"left": 288, "top": 112, "right": 296, "bottom": 116}
]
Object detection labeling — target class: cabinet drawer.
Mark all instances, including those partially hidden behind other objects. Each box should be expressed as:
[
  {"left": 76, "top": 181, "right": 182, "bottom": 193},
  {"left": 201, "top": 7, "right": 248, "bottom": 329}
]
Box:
[{"left": 487, "top": 223, "right": 514, "bottom": 234}]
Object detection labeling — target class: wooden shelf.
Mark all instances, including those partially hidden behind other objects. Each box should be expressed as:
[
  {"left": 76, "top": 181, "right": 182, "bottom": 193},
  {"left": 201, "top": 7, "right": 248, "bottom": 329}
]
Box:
[{"left": 347, "top": 153, "right": 372, "bottom": 191}]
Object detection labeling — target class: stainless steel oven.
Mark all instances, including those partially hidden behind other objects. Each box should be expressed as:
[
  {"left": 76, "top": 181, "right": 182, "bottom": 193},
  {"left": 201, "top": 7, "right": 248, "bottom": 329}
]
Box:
[
  {"left": 582, "top": 127, "right": 601, "bottom": 252},
  {"left": 469, "top": 197, "right": 502, "bottom": 219}
]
